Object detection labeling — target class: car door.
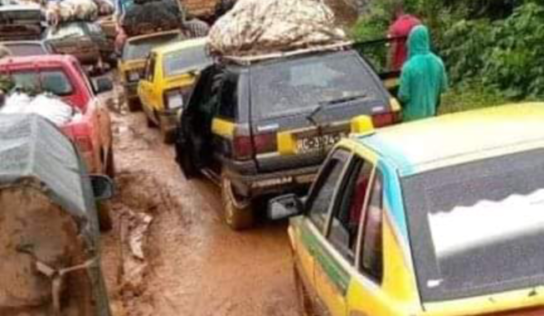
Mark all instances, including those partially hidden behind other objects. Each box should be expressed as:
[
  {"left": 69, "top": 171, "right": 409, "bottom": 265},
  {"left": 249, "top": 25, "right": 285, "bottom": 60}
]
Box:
[
  {"left": 312, "top": 154, "right": 376, "bottom": 316},
  {"left": 295, "top": 148, "right": 356, "bottom": 315},
  {"left": 176, "top": 65, "right": 219, "bottom": 178},
  {"left": 139, "top": 54, "right": 156, "bottom": 118}
]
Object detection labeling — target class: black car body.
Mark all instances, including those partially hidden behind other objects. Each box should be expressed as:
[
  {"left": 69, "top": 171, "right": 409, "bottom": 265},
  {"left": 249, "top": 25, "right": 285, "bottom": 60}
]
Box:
[
  {"left": 176, "top": 46, "right": 400, "bottom": 230},
  {"left": 44, "top": 21, "right": 115, "bottom": 70}
]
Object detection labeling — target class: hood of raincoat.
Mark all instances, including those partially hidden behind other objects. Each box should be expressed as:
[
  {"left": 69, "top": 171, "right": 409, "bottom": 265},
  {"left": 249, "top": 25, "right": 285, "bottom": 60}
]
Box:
[{"left": 408, "top": 25, "right": 430, "bottom": 58}]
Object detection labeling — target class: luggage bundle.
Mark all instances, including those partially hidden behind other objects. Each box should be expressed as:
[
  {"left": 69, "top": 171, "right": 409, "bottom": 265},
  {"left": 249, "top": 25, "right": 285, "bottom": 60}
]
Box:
[
  {"left": 46, "top": 0, "right": 114, "bottom": 26},
  {"left": 208, "top": 0, "right": 347, "bottom": 57},
  {"left": 121, "top": 0, "right": 182, "bottom": 37}
]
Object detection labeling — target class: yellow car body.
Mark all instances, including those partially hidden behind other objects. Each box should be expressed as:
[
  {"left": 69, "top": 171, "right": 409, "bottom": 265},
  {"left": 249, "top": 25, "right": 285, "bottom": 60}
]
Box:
[
  {"left": 288, "top": 103, "right": 544, "bottom": 316},
  {"left": 138, "top": 37, "right": 211, "bottom": 142},
  {"left": 118, "top": 30, "right": 184, "bottom": 111}
]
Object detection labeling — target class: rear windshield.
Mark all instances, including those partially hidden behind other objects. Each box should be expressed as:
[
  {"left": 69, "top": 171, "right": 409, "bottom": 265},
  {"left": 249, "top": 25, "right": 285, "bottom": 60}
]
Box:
[
  {"left": 403, "top": 148, "right": 544, "bottom": 302},
  {"left": 123, "top": 33, "right": 183, "bottom": 61},
  {"left": 2, "top": 70, "right": 73, "bottom": 96},
  {"left": 4, "top": 43, "right": 47, "bottom": 56},
  {"left": 46, "top": 24, "right": 86, "bottom": 40},
  {"left": 250, "top": 51, "right": 383, "bottom": 119},
  {"left": 163, "top": 44, "right": 211, "bottom": 77}
]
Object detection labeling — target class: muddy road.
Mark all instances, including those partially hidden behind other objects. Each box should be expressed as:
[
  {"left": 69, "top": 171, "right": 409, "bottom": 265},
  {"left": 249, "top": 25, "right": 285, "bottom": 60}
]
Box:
[{"left": 101, "top": 102, "right": 298, "bottom": 316}]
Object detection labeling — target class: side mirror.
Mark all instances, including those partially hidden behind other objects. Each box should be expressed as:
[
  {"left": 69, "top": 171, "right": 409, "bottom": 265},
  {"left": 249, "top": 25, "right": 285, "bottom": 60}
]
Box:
[
  {"left": 267, "top": 194, "right": 304, "bottom": 221},
  {"left": 94, "top": 77, "right": 113, "bottom": 94},
  {"left": 90, "top": 175, "right": 115, "bottom": 201}
]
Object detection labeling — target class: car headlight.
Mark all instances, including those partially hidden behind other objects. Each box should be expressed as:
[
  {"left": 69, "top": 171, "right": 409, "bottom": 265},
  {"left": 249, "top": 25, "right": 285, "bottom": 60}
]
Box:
[
  {"left": 127, "top": 70, "right": 140, "bottom": 82},
  {"left": 164, "top": 89, "right": 184, "bottom": 110}
]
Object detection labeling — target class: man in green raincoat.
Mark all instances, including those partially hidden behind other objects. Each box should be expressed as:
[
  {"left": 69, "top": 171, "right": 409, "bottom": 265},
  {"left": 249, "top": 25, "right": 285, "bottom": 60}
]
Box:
[{"left": 399, "top": 25, "right": 448, "bottom": 121}]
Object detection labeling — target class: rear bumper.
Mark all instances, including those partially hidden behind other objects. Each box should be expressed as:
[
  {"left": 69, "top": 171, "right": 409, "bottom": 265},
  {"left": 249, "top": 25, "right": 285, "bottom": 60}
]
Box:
[
  {"left": 158, "top": 109, "right": 181, "bottom": 134},
  {"left": 123, "top": 82, "right": 138, "bottom": 101},
  {"left": 225, "top": 165, "right": 320, "bottom": 198}
]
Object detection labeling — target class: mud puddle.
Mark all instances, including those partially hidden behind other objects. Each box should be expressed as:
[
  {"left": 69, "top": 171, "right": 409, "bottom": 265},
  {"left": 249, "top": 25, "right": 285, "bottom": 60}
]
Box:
[{"left": 101, "top": 108, "right": 298, "bottom": 316}]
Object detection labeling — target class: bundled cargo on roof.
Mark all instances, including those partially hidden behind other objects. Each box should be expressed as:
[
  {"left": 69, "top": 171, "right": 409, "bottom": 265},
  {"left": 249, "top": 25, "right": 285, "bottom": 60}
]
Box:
[
  {"left": 46, "top": 0, "right": 99, "bottom": 25},
  {"left": 208, "top": 0, "right": 347, "bottom": 57},
  {"left": 121, "top": 0, "right": 182, "bottom": 37}
]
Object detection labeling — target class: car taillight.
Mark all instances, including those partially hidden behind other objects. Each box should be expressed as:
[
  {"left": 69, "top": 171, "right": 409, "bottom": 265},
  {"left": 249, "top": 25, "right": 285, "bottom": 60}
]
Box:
[
  {"left": 76, "top": 137, "right": 93, "bottom": 153},
  {"left": 233, "top": 134, "right": 254, "bottom": 161},
  {"left": 254, "top": 132, "right": 277, "bottom": 154},
  {"left": 372, "top": 111, "right": 399, "bottom": 128}
]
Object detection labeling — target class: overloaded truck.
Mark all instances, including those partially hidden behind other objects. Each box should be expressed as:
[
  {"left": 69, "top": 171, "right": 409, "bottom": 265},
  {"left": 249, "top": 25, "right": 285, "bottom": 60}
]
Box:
[{"left": 0, "top": 114, "right": 114, "bottom": 316}]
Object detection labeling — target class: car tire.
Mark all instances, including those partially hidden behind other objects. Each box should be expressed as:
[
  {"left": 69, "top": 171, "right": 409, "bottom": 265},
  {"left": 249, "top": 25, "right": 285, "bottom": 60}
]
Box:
[
  {"left": 97, "top": 201, "right": 113, "bottom": 232},
  {"left": 221, "top": 172, "right": 254, "bottom": 231},
  {"left": 127, "top": 99, "right": 141, "bottom": 112},
  {"left": 293, "top": 261, "right": 314, "bottom": 316}
]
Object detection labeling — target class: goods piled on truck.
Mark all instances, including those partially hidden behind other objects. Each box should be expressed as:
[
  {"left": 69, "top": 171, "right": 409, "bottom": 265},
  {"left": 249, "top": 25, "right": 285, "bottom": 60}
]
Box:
[
  {"left": 208, "top": 0, "right": 347, "bottom": 57},
  {"left": 121, "top": 0, "right": 182, "bottom": 36},
  {"left": 0, "top": 3, "right": 45, "bottom": 41},
  {"left": 46, "top": 0, "right": 114, "bottom": 26}
]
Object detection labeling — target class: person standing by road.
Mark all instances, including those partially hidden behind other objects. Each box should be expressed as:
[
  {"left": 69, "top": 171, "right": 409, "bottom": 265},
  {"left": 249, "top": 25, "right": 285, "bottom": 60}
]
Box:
[
  {"left": 399, "top": 25, "right": 448, "bottom": 121},
  {"left": 388, "top": 3, "right": 421, "bottom": 71}
]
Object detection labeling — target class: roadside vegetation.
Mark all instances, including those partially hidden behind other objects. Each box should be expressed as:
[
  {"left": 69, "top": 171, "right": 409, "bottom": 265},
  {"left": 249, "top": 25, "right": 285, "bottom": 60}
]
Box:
[{"left": 352, "top": 0, "right": 544, "bottom": 113}]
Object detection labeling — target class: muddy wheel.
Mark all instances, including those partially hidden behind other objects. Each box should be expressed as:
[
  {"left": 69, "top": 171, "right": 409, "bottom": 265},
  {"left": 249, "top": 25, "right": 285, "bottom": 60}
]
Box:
[
  {"left": 127, "top": 99, "right": 141, "bottom": 112},
  {"left": 105, "top": 146, "right": 116, "bottom": 178},
  {"left": 221, "top": 172, "right": 254, "bottom": 231},
  {"left": 293, "top": 262, "right": 314, "bottom": 316},
  {"left": 97, "top": 202, "right": 113, "bottom": 232}
]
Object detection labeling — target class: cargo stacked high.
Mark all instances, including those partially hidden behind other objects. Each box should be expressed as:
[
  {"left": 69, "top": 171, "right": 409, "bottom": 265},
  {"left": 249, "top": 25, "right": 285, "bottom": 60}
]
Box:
[
  {"left": 44, "top": 0, "right": 115, "bottom": 73},
  {"left": 117, "top": 0, "right": 185, "bottom": 111},
  {"left": 176, "top": 0, "right": 402, "bottom": 230},
  {"left": 0, "top": 2, "right": 45, "bottom": 41}
]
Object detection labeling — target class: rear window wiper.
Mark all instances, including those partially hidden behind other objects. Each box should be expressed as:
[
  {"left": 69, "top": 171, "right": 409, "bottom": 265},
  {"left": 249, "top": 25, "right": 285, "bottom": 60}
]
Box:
[{"left": 319, "top": 94, "right": 368, "bottom": 106}]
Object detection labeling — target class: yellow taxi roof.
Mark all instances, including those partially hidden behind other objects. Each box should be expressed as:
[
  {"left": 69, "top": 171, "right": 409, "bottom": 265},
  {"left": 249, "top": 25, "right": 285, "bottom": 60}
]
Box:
[
  {"left": 153, "top": 37, "right": 207, "bottom": 56},
  {"left": 126, "top": 30, "right": 183, "bottom": 43},
  {"left": 359, "top": 103, "right": 544, "bottom": 175}
]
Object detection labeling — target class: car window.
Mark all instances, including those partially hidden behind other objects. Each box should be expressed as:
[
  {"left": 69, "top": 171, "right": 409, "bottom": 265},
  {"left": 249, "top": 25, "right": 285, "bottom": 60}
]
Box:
[
  {"left": 251, "top": 52, "right": 382, "bottom": 120},
  {"left": 306, "top": 149, "right": 351, "bottom": 232},
  {"left": 217, "top": 74, "right": 238, "bottom": 120},
  {"left": 145, "top": 54, "right": 156, "bottom": 82},
  {"left": 163, "top": 44, "right": 212, "bottom": 77},
  {"left": 360, "top": 171, "right": 384, "bottom": 282},
  {"left": 6, "top": 70, "right": 73, "bottom": 96},
  {"left": 123, "top": 33, "right": 184, "bottom": 61},
  {"left": 47, "top": 24, "right": 86, "bottom": 39},
  {"left": 327, "top": 157, "right": 374, "bottom": 263},
  {"left": 3, "top": 44, "right": 46, "bottom": 56}
]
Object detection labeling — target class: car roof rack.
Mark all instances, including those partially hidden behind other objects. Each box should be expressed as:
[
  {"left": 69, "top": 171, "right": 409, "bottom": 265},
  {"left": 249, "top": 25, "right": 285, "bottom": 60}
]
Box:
[{"left": 217, "top": 41, "right": 354, "bottom": 65}]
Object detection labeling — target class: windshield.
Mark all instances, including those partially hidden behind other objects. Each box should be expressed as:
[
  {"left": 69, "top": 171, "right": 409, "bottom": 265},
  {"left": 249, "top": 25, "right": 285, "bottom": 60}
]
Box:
[
  {"left": 403, "top": 148, "right": 544, "bottom": 302},
  {"left": 123, "top": 33, "right": 183, "bottom": 61},
  {"left": 250, "top": 52, "right": 383, "bottom": 119},
  {"left": 163, "top": 44, "right": 211, "bottom": 77},
  {"left": 4, "top": 43, "right": 46, "bottom": 56},
  {"left": 3, "top": 70, "right": 73, "bottom": 96}
]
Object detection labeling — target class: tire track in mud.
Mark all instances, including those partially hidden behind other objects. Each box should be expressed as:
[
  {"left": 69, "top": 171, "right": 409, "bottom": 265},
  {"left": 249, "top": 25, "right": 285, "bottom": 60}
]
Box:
[{"left": 102, "top": 110, "right": 299, "bottom": 316}]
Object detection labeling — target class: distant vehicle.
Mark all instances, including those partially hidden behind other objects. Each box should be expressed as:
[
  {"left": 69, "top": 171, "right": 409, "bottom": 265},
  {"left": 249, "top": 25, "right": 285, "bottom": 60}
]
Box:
[
  {"left": 118, "top": 30, "right": 185, "bottom": 112},
  {"left": 44, "top": 21, "right": 115, "bottom": 73},
  {"left": 0, "top": 55, "right": 116, "bottom": 178},
  {"left": 138, "top": 37, "right": 212, "bottom": 143},
  {"left": 0, "top": 114, "right": 114, "bottom": 315},
  {"left": 0, "top": 40, "right": 51, "bottom": 57},
  {"left": 0, "top": 4, "right": 46, "bottom": 41},
  {"left": 176, "top": 45, "right": 400, "bottom": 230},
  {"left": 270, "top": 103, "right": 544, "bottom": 316}
]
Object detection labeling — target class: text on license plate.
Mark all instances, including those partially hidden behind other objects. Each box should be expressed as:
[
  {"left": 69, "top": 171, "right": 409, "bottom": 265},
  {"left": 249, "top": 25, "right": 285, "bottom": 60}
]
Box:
[{"left": 297, "top": 133, "right": 346, "bottom": 153}]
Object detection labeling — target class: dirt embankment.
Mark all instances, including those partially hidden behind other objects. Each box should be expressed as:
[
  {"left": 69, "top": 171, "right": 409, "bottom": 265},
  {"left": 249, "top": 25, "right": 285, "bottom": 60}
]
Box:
[{"left": 101, "top": 107, "right": 298, "bottom": 316}]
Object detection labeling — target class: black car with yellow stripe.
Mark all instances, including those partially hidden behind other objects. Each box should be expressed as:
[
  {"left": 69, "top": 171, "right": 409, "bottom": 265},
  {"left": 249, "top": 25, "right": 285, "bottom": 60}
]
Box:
[{"left": 175, "top": 45, "right": 400, "bottom": 230}]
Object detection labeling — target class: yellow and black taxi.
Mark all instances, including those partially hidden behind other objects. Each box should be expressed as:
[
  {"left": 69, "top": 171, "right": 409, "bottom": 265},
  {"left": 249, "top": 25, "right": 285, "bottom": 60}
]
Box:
[
  {"left": 118, "top": 30, "right": 184, "bottom": 112},
  {"left": 269, "top": 103, "right": 544, "bottom": 316},
  {"left": 138, "top": 37, "right": 212, "bottom": 143},
  {"left": 175, "top": 45, "right": 401, "bottom": 230}
]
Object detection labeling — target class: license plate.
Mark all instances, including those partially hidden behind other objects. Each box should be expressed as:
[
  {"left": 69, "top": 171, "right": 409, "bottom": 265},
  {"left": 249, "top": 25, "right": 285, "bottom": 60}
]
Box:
[
  {"left": 169, "top": 94, "right": 184, "bottom": 108},
  {"left": 296, "top": 133, "right": 346, "bottom": 153}
]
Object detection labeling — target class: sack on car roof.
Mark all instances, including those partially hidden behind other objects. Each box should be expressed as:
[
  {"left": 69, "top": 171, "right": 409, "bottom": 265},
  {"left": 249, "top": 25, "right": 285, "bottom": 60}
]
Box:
[
  {"left": 121, "top": 0, "right": 182, "bottom": 37},
  {"left": 208, "top": 0, "right": 347, "bottom": 57},
  {"left": 46, "top": 0, "right": 99, "bottom": 25}
]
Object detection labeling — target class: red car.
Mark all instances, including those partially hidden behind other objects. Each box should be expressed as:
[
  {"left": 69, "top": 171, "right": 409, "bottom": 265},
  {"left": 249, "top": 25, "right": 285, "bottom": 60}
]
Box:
[{"left": 0, "top": 55, "right": 115, "bottom": 176}]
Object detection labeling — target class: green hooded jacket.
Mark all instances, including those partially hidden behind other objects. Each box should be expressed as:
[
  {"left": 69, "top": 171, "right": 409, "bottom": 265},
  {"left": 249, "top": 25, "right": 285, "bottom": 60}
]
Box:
[{"left": 399, "top": 25, "right": 448, "bottom": 121}]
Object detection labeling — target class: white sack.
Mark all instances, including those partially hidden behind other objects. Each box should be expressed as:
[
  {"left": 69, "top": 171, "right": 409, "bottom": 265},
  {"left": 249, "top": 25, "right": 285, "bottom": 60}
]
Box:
[
  {"left": 208, "top": 0, "right": 347, "bottom": 57},
  {"left": 1, "top": 93, "right": 77, "bottom": 126},
  {"left": 46, "top": 0, "right": 98, "bottom": 25}
]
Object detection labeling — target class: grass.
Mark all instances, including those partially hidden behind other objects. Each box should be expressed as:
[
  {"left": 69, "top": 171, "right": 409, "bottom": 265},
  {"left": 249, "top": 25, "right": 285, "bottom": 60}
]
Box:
[{"left": 439, "top": 82, "right": 513, "bottom": 115}]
